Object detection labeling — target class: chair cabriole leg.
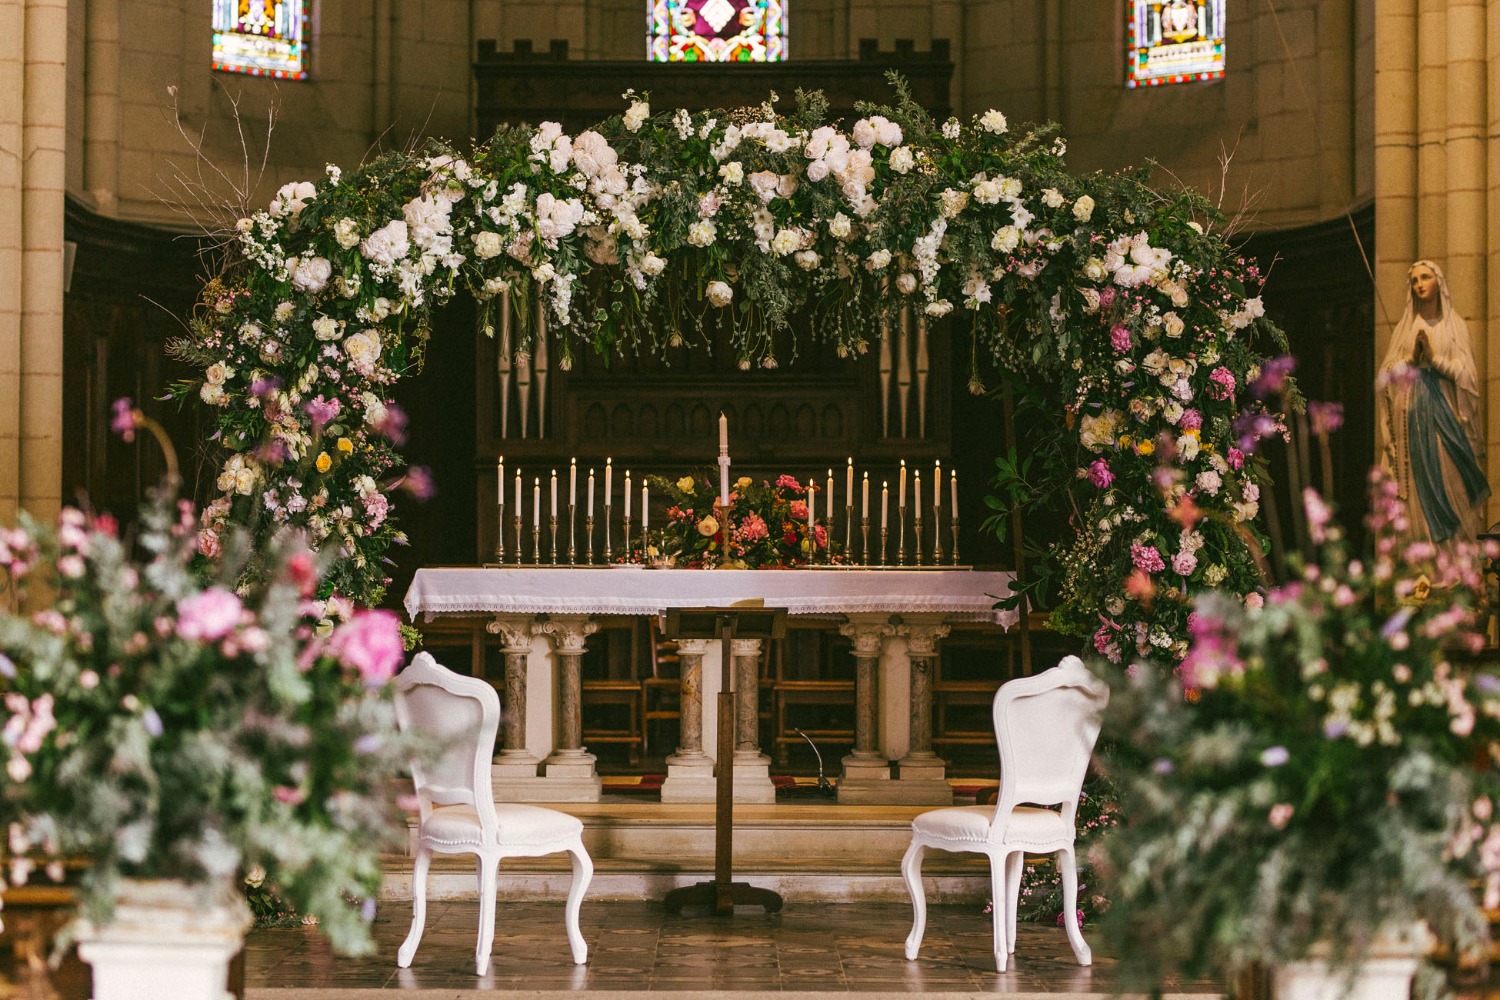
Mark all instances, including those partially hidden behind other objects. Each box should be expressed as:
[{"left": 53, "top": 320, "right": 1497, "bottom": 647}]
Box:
[
  {"left": 565, "top": 842, "right": 593, "bottom": 964},
  {"left": 397, "top": 846, "right": 432, "bottom": 969},
  {"left": 1004, "top": 850, "right": 1022, "bottom": 955},
  {"left": 475, "top": 853, "right": 500, "bottom": 976},
  {"left": 989, "top": 852, "right": 1008, "bottom": 971},
  {"left": 1058, "top": 848, "right": 1092, "bottom": 966},
  {"left": 901, "top": 841, "right": 927, "bottom": 960}
]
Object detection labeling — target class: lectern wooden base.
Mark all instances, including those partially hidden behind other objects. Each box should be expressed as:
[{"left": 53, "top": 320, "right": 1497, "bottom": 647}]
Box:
[{"left": 663, "top": 879, "right": 784, "bottom": 916}]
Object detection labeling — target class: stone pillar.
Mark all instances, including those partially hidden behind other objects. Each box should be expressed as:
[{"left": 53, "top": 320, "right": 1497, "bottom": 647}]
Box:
[
  {"left": 538, "top": 615, "right": 602, "bottom": 801},
  {"left": 894, "top": 616, "right": 953, "bottom": 805},
  {"left": 486, "top": 614, "right": 544, "bottom": 798},
  {"left": 659, "top": 638, "right": 715, "bottom": 803},
  {"left": 0, "top": 0, "right": 67, "bottom": 532},
  {"left": 836, "top": 613, "right": 898, "bottom": 804},
  {"left": 729, "top": 637, "right": 775, "bottom": 803}
]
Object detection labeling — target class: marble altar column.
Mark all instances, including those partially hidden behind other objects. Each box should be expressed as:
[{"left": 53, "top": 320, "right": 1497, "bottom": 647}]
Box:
[
  {"left": 659, "top": 638, "right": 716, "bottom": 802},
  {"left": 731, "top": 637, "right": 776, "bottom": 803},
  {"left": 894, "top": 616, "right": 954, "bottom": 805},
  {"left": 836, "top": 613, "right": 898, "bottom": 804},
  {"left": 538, "top": 615, "right": 603, "bottom": 801},
  {"left": 486, "top": 614, "right": 545, "bottom": 798}
]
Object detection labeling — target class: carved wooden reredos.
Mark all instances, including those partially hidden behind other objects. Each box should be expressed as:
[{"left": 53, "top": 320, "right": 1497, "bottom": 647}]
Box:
[{"left": 471, "top": 40, "right": 959, "bottom": 557}]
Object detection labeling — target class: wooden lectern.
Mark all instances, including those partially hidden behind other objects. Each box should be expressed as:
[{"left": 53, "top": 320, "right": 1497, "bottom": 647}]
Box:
[{"left": 660, "top": 605, "right": 787, "bottom": 916}]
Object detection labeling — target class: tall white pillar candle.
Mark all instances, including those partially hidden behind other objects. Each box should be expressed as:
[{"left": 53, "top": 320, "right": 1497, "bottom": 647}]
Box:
[
  {"left": 533, "top": 478, "right": 541, "bottom": 526},
  {"left": 826, "top": 469, "right": 834, "bottom": 520},
  {"left": 845, "top": 458, "right": 854, "bottom": 507},
  {"left": 899, "top": 459, "right": 907, "bottom": 508},
  {"left": 569, "top": 459, "right": 577, "bottom": 505},
  {"left": 550, "top": 469, "right": 558, "bottom": 516},
  {"left": 605, "top": 458, "right": 613, "bottom": 504},
  {"left": 642, "top": 484, "right": 649, "bottom": 531},
  {"left": 806, "top": 483, "right": 815, "bottom": 530},
  {"left": 914, "top": 469, "right": 921, "bottom": 516},
  {"left": 588, "top": 468, "right": 595, "bottom": 515},
  {"left": 950, "top": 470, "right": 958, "bottom": 513},
  {"left": 624, "top": 471, "right": 632, "bottom": 518},
  {"left": 934, "top": 460, "right": 942, "bottom": 512},
  {"left": 497, "top": 456, "right": 504, "bottom": 503},
  {"left": 719, "top": 412, "right": 728, "bottom": 450},
  {"left": 881, "top": 481, "right": 889, "bottom": 530},
  {"left": 515, "top": 471, "right": 522, "bottom": 514},
  {"left": 862, "top": 472, "right": 870, "bottom": 517}
]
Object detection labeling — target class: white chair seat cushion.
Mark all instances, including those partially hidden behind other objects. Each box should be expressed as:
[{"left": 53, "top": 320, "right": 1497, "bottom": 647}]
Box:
[
  {"left": 912, "top": 805, "right": 1071, "bottom": 849},
  {"left": 422, "top": 803, "right": 585, "bottom": 851}
]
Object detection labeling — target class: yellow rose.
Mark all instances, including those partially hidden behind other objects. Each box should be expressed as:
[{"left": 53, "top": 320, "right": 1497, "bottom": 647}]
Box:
[
  {"left": 1137, "top": 440, "right": 1155, "bottom": 456},
  {"left": 337, "top": 437, "right": 354, "bottom": 454},
  {"left": 316, "top": 451, "right": 332, "bottom": 473},
  {"left": 735, "top": 476, "right": 753, "bottom": 490},
  {"left": 676, "top": 476, "right": 696, "bottom": 492},
  {"left": 1118, "top": 434, "right": 1134, "bottom": 449},
  {"left": 698, "top": 516, "right": 719, "bottom": 536}
]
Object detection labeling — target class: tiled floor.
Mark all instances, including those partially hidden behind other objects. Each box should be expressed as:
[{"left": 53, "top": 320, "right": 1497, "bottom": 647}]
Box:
[{"left": 244, "top": 899, "right": 1221, "bottom": 994}]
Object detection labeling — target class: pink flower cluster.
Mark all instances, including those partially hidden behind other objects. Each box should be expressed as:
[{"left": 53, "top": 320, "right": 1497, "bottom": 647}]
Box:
[{"left": 1130, "top": 543, "right": 1165, "bottom": 574}]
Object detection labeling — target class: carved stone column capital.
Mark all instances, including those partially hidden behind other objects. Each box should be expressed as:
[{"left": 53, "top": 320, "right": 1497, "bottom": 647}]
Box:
[
  {"left": 897, "top": 620, "right": 951, "bottom": 656},
  {"left": 675, "top": 638, "right": 714, "bottom": 656},
  {"left": 486, "top": 614, "right": 537, "bottom": 651},
  {"left": 536, "top": 615, "right": 599, "bottom": 652},
  {"left": 839, "top": 614, "right": 896, "bottom": 656},
  {"left": 731, "top": 637, "right": 763, "bottom": 657}
]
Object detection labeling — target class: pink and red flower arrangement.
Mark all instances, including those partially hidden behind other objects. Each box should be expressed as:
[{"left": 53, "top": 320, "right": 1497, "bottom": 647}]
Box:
[{"left": 646, "top": 472, "right": 834, "bottom": 568}]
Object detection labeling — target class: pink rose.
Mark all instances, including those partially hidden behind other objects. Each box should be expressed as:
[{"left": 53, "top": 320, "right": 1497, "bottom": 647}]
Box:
[
  {"left": 177, "top": 588, "right": 244, "bottom": 642},
  {"left": 326, "top": 610, "right": 405, "bottom": 686}
]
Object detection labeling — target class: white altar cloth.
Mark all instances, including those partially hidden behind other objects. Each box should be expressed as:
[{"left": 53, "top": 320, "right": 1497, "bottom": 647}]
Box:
[{"left": 405, "top": 567, "right": 1016, "bottom": 624}]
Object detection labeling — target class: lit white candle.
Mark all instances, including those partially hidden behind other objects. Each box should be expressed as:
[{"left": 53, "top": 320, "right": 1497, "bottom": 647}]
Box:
[
  {"left": 642, "top": 484, "right": 649, "bottom": 532},
  {"left": 899, "top": 460, "right": 907, "bottom": 508},
  {"left": 914, "top": 469, "right": 922, "bottom": 517},
  {"left": 845, "top": 458, "right": 854, "bottom": 507},
  {"left": 881, "top": 481, "right": 889, "bottom": 530},
  {"left": 624, "top": 470, "right": 632, "bottom": 518},
  {"left": 950, "top": 469, "right": 958, "bottom": 513},
  {"left": 862, "top": 472, "right": 870, "bottom": 518},
  {"left": 588, "top": 468, "right": 595, "bottom": 516},
  {"left": 497, "top": 456, "right": 505, "bottom": 504},
  {"left": 533, "top": 478, "right": 541, "bottom": 526},
  {"left": 515, "top": 471, "right": 522, "bottom": 514},
  {"left": 826, "top": 469, "right": 834, "bottom": 520},
  {"left": 934, "top": 460, "right": 942, "bottom": 512},
  {"left": 569, "top": 459, "right": 577, "bottom": 506},
  {"left": 550, "top": 469, "right": 558, "bottom": 517},
  {"left": 605, "top": 458, "right": 613, "bottom": 505},
  {"left": 807, "top": 482, "right": 815, "bottom": 531}
]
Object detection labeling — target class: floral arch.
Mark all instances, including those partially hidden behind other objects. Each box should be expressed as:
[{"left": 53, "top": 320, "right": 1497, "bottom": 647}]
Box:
[{"left": 173, "top": 83, "right": 1280, "bottom": 663}]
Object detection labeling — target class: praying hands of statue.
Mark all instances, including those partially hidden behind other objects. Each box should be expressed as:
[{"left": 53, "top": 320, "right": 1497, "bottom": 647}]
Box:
[{"left": 1412, "top": 329, "right": 1431, "bottom": 367}]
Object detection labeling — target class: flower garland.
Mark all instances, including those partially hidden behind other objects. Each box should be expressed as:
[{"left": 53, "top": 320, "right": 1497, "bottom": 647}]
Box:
[{"left": 171, "top": 81, "right": 1279, "bottom": 660}]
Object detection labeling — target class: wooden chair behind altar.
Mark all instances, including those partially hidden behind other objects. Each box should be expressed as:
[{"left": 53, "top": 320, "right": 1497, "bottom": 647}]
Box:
[
  {"left": 581, "top": 620, "right": 646, "bottom": 766},
  {"left": 770, "top": 626, "right": 854, "bottom": 767}
]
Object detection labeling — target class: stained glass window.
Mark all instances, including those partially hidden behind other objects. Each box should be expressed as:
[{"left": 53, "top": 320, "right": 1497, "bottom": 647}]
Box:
[
  {"left": 1127, "top": 1, "right": 1224, "bottom": 88},
  {"left": 213, "top": 0, "right": 309, "bottom": 80},
  {"left": 648, "top": 0, "right": 788, "bottom": 63}
]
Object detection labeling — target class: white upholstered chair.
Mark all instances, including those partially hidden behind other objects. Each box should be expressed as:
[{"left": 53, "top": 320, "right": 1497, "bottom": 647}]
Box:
[
  {"left": 393, "top": 652, "right": 592, "bottom": 974},
  {"left": 902, "top": 654, "right": 1109, "bottom": 972}
]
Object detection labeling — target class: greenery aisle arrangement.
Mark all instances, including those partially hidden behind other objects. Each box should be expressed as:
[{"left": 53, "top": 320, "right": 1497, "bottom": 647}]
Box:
[
  {"left": 1093, "top": 375, "right": 1500, "bottom": 998},
  {"left": 0, "top": 404, "right": 417, "bottom": 966},
  {"left": 170, "top": 81, "right": 1282, "bottom": 663}
]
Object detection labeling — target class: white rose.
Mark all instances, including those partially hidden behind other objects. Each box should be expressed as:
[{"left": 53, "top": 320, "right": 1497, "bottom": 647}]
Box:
[
  {"left": 1082, "top": 257, "right": 1107, "bottom": 282},
  {"left": 361, "top": 219, "right": 410, "bottom": 267},
  {"left": 205, "top": 361, "right": 230, "bottom": 386},
  {"left": 828, "top": 213, "right": 852, "bottom": 239},
  {"left": 771, "top": 229, "right": 800, "bottom": 256},
  {"left": 806, "top": 159, "right": 831, "bottom": 183},
  {"left": 333, "top": 218, "right": 361, "bottom": 249},
  {"left": 851, "top": 119, "right": 878, "bottom": 149},
  {"left": 991, "top": 226, "right": 1021, "bottom": 253},
  {"left": 343, "top": 330, "right": 383, "bottom": 374},
  {"left": 896, "top": 272, "right": 917, "bottom": 295},
  {"left": 971, "top": 179, "right": 1001, "bottom": 205},
  {"left": 639, "top": 254, "right": 666, "bottom": 277},
  {"left": 1073, "top": 195, "right": 1095, "bottom": 222},
  {"left": 924, "top": 299, "right": 954, "bottom": 317},
  {"left": 719, "top": 161, "right": 744, "bottom": 185},
  {"left": 623, "top": 100, "right": 650, "bottom": 132},
  {"left": 866, "top": 249, "right": 892, "bottom": 271},
  {"left": 794, "top": 250, "right": 820, "bottom": 271},
  {"left": 979, "top": 109, "right": 1008, "bottom": 134},
  {"left": 706, "top": 280, "right": 734, "bottom": 307},
  {"left": 312, "top": 315, "right": 341, "bottom": 341},
  {"left": 687, "top": 220, "right": 718, "bottom": 247},
  {"left": 290, "top": 256, "right": 332, "bottom": 294},
  {"left": 473, "top": 231, "right": 503, "bottom": 259},
  {"left": 875, "top": 118, "right": 903, "bottom": 147},
  {"left": 1042, "top": 188, "right": 1064, "bottom": 209},
  {"left": 1195, "top": 470, "right": 1223, "bottom": 496},
  {"left": 889, "top": 146, "right": 915, "bottom": 174},
  {"left": 1163, "top": 312, "right": 1186, "bottom": 338},
  {"left": 270, "top": 180, "right": 317, "bottom": 218},
  {"left": 362, "top": 393, "right": 388, "bottom": 428}
]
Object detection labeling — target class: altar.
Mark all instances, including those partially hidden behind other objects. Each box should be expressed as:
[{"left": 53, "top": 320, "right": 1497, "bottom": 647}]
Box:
[{"left": 404, "top": 567, "right": 1016, "bottom": 806}]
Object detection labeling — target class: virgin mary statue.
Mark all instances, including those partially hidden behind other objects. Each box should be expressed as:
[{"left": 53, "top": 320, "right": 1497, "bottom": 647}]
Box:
[{"left": 1377, "top": 259, "right": 1491, "bottom": 546}]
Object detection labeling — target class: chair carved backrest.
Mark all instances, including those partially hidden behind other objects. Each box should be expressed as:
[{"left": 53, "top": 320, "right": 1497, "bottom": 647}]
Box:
[
  {"left": 393, "top": 652, "right": 500, "bottom": 843},
  {"left": 988, "top": 655, "right": 1109, "bottom": 839}
]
